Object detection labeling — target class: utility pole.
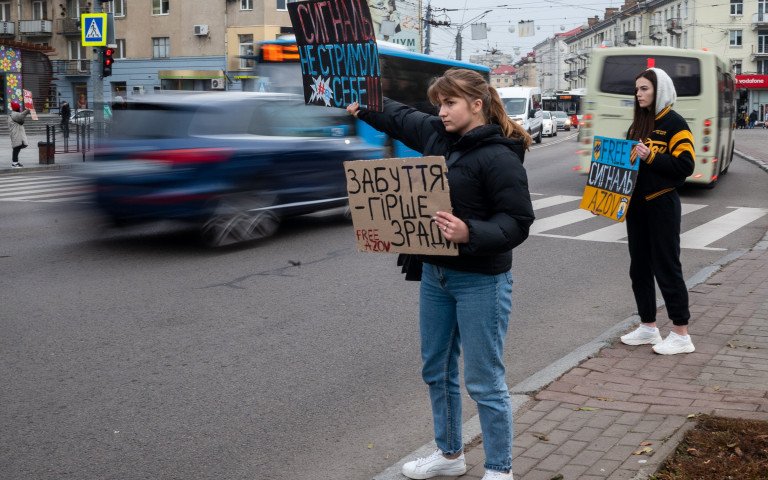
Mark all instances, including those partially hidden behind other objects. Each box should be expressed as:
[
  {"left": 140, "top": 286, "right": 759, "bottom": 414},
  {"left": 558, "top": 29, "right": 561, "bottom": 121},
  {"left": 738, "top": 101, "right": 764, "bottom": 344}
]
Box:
[
  {"left": 456, "top": 30, "right": 462, "bottom": 61},
  {"left": 423, "top": 2, "right": 431, "bottom": 55}
]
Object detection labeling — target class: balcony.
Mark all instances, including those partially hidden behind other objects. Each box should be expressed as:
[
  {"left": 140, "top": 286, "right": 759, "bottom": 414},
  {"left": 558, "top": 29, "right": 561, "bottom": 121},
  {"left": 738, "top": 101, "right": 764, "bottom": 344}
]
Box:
[
  {"left": 750, "top": 44, "right": 768, "bottom": 62},
  {"left": 54, "top": 59, "right": 91, "bottom": 76},
  {"left": 666, "top": 17, "right": 682, "bottom": 35},
  {"left": 752, "top": 12, "right": 768, "bottom": 30},
  {"left": 578, "top": 67, "right": 587, "bottom": 78},
  {"left": 624, "top": 30, "right": 638, "bottom": 46},
  {"left": 649, "top": 24, "right": 664, "bottom": 41},
  {"left": 18, "top": 19, "right": 52, "bottom": 36},
  {"left": 0, "top": 21, "right": 14, "bottom": 37},
  {"left": 577, "top": 48, "right": 590, "bottom": 60},
  {"left": 564, "top": 53, "right": 577, "bottom": 64},
  {"left": 56, "top": 18, "right": 81, "bottom": 36}
]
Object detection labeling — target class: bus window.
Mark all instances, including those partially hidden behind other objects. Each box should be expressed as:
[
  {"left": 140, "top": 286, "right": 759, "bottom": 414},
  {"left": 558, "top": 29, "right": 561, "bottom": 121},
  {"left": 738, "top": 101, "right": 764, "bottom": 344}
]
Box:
[{"left": 599, "top": 56, "right": 702, "bottom": 96}]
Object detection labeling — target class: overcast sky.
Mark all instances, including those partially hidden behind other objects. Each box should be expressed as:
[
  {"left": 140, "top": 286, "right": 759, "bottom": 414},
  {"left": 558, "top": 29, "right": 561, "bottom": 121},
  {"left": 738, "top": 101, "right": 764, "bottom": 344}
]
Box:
[{"left": 419, "top": 0, "right": 622, "bottom": 61}]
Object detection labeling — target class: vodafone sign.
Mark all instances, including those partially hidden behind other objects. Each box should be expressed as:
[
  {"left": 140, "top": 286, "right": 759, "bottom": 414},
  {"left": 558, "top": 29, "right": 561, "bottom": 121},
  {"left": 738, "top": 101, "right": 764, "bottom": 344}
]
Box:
[{"left": 735, "top": 74, "right": 768, "bottom": 88}]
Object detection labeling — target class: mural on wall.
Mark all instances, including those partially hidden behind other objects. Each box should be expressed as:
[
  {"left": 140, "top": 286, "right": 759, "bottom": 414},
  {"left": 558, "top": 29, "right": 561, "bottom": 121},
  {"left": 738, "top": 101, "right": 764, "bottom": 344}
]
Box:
[
  {"left": 368, "top": 0, "right": 421, "bottom": 52},
  {"left": 1, "top": 45, "right": 24, "bottom": 112}
]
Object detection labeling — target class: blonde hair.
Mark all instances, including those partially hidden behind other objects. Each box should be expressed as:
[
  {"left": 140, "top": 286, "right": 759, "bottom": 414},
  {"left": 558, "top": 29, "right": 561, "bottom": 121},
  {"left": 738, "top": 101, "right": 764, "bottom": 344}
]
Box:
[{"left": 427, "top": 68, "right": 531, "bottom": 149}]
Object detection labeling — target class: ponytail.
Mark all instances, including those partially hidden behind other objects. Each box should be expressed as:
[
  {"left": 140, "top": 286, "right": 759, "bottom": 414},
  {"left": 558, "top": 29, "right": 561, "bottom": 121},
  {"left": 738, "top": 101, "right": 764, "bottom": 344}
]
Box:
[{"left": 487, "top": 86, "right": 532, "bottom": 149}]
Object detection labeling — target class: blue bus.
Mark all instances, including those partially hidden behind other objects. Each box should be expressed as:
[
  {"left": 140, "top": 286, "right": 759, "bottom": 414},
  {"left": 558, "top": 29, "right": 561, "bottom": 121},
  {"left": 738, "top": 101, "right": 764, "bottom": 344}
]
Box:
[{"left": 252, "top": 37, "right": 491, "bottom": 157}]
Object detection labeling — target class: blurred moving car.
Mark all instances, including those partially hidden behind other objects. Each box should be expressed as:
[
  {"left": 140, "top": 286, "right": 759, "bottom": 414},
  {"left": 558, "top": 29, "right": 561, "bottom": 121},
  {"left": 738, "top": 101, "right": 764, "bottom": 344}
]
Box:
[
  {"left": 552, "top": 111, "right": 572, "bottom": 131},
  {"left": 570, "top": 114, "right": 579, "bottom": 129},
  {"left": 541, "top": 111, "right": 557, "bottom": 137},
  {"left": 85, "top": 92, "right": 384, "bottom": 246}
]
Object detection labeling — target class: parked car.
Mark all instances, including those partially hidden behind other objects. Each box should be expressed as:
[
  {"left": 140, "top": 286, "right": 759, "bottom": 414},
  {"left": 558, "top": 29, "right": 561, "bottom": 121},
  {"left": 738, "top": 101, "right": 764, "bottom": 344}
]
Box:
[
  {"left": 83, "top": 92, "right": 384, "bottom": 246},
  {"left": 70, "top": 109, "right": 94, "bottom": 126},
  {"left": 541, "top": 111, "right": 557, "bottom": 137},
  {"left": 551, "top": 111, "right": 572, "bottom": 131}
]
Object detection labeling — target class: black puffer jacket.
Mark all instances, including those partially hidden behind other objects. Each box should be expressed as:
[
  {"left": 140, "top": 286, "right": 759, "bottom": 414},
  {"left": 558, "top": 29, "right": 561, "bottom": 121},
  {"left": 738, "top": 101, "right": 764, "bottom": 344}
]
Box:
[{"left": 358, "top": 98, "right": 535, "bottom": 275}]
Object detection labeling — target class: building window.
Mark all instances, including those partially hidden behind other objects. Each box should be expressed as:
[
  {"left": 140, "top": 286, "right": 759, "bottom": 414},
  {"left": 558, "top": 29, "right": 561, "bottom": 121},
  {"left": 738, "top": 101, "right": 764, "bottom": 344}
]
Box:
[
  {"left": 0, "top": 2, "right": 11, "bottom": 21},
  {"left": 241, "top": 0, "right": 253, "bottom": 10},
  {"left": 758, "top": 60, "right": 768, "bottom": 74},
  {"left": 32, "top": 1, "right": 47, "bottom": 20},
  {"left": 110, "top": 0, "right": 125, "bottom": 17},
  {"left": 730, "top": 0, "right": 743, "bottom": 15},
  {"left": 152, "top": 37, "right": 169, "bottom": 58},
  {"left": 732, "top": 60, "right": 742, "bottom": 74},
  {"left": 116, "top": 39, "right": 126, "bottom": 58},
  {"left": 66, "top": 0, "right": 83, "bottom": 19},
  {"left": 152, "top": 0, "right": 169, "bottom": 15},
  {"left": 276, "top": 0, "right": 287, "bottom": 11},
  {"left": 729, "top": 30, "right": 742, "bottom": 47},
  {"left": 239, "top": 34, "right": 254, "bottom": 69},
  {"left": 68, "top": 40, "right": 88, "bottom": 72}
]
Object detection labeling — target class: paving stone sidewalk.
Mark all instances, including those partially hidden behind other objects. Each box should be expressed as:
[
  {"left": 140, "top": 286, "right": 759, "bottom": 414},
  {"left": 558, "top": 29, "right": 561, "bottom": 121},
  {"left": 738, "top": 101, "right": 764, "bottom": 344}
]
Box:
[{"left": 450, "top": 246, "right": 768, "bottom": 480}]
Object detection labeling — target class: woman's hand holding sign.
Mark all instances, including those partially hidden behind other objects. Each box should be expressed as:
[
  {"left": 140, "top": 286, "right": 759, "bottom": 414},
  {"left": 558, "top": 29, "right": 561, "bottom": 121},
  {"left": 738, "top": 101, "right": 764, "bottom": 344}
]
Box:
[
  {"left": 433, "top": 211, "right": 469, "bottom": 244},
  {"left": 346, "top": 102, "right": 360, "bottom": 118},
  {"left": 634, "top": 141, "right": 650, "bottom": 161}
]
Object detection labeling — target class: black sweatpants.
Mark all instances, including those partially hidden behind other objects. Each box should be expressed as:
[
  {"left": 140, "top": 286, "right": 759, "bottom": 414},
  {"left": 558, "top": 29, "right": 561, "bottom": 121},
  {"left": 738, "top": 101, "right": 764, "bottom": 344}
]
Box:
[{"left": 626, "top": 190, "right": 690, "bottom": 326}]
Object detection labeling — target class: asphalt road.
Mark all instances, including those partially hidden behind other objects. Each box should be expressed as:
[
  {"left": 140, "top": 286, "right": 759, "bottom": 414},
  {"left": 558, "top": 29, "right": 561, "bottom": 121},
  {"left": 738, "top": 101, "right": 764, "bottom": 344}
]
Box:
[{"left": 1, "top": 131, "right": 766, "bottom": 479}]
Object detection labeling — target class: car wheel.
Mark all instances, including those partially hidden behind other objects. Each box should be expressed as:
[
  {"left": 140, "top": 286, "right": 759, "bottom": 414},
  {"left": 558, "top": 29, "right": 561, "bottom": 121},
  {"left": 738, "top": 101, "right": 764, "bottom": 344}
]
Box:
[
  {"left": 200, "top": 191, "right": 281, "bottom": 247},
  {"left": 535, "top": 129, "right": 542, "bottom": 144},
  {"left": 553, "top": 130, "right": 557, "bottom": 137}
]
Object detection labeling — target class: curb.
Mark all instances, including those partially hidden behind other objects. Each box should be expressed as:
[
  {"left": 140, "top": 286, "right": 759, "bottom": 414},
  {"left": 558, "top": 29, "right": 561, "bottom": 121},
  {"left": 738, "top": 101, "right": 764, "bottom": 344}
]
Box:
[
  {"left": 734, "top": 148, "right": 768, "bottom": 173},
  {"left": 372, "top": 244, "right": 758, "bottom": 480}
]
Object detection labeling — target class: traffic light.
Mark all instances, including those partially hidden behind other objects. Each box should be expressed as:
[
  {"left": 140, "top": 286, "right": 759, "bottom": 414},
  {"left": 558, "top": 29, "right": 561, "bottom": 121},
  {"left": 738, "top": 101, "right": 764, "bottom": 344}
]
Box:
[{"left": 102, "top": 47, "right": 114, "bottom": 77}]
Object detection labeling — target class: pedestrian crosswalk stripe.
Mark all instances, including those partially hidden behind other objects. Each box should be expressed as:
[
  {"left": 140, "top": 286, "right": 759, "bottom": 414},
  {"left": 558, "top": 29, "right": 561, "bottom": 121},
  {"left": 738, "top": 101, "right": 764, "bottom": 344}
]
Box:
[
  {"left": 0, "top": 180, "right": 84, "bottom": 193},
  {"left": 680, "top": 207, "right": 768, "bottom": 250},
  {"left": 531, "top": 195, "right": 582, "bottom": 210},
  {"left": 0, "top": 176, "right": 80, "bottom": 187},
  {"left": 529, "top": 209, "right": 596, "bottom": 235},
  {"left": 0, "top": 184, "right": 85, "bottom": 197},
  {"left": 573, "top": 203, "right": 708, "bottom": 243}
]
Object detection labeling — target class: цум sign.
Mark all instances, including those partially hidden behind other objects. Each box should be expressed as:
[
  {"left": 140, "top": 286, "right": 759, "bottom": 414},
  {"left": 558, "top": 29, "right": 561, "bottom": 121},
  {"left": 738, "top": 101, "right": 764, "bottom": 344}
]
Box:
[
  {"left": 579, "top": 136, "right": 640, "bottom": 222},
  {"left": 288, "top": 0, "right": 383, "bottom": 111},
  {"left": 344, "top": 156, "right": 458, "bottom": 255}
]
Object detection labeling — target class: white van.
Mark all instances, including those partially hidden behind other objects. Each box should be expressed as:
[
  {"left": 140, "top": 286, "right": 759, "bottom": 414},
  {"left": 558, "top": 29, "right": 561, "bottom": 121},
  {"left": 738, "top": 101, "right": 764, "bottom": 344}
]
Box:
[{"left": 497, "top": 86, "right": 543, "bottom": 144}]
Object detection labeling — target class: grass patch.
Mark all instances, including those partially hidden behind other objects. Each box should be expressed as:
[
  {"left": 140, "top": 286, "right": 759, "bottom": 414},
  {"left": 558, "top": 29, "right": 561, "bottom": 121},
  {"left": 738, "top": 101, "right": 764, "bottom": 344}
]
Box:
[{"left": 652, "top": 415, "right": 768, "bottom": 480}]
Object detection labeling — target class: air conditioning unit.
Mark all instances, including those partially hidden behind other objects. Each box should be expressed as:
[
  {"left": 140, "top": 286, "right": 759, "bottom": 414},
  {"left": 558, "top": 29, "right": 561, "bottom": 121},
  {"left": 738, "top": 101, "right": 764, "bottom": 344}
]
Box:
[
  {"left": 211, "top": 78, "right": 225, "bottom": 90},
  {"left": 194, "top": 24, "right": 209, "bottom": 36}
]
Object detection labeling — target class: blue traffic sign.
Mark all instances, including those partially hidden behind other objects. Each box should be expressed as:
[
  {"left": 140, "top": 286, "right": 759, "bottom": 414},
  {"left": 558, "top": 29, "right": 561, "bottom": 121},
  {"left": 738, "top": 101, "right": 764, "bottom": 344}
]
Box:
[{"left": 81, "top": 13, "right": 107, "bottom": 46}]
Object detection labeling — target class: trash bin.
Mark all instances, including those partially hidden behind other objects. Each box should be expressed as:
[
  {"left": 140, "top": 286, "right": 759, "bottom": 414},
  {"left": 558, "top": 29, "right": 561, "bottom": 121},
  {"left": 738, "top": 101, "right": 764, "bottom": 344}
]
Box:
[{"left": 38, "top": 141, "right": 55, "bottom": 165}]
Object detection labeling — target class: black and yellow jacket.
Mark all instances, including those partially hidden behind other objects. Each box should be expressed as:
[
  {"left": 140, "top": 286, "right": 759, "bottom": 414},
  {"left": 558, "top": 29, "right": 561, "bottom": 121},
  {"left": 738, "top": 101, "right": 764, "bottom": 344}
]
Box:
[{"left": 632, "top": 106, "right": 695, "bottom": 201}]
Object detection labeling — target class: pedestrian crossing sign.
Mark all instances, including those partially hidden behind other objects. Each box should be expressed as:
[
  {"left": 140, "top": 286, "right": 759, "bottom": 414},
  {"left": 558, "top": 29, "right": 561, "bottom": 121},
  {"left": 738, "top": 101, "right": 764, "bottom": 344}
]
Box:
[{"left": 81, "top": 13, "right": 107, "bottom": 46}]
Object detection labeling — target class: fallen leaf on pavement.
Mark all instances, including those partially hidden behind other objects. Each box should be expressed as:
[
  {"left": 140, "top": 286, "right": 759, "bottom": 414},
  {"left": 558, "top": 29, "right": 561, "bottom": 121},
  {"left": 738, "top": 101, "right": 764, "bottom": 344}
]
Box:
[
  {"left": 575, "top": 406, "right": 598, "bottom": 411},
  {"left": 633, "top": 446, "right": 654, "bottom": 455}
]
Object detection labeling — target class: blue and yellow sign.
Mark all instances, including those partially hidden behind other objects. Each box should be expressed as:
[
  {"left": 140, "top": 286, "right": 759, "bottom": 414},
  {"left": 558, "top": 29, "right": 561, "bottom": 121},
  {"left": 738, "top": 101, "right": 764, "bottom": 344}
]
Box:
[
  {"left": 81, "top": 13, "right": 107, "bottom": 46},
  {"left": 579, "top": 136, "right": 640, "bottom": 222}
]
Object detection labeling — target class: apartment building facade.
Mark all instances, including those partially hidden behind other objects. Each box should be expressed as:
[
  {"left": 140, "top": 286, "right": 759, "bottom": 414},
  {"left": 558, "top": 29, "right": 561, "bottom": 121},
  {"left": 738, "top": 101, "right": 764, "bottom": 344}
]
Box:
[{"left": 557, "top": 0, "right": 768, "bottom": 116}]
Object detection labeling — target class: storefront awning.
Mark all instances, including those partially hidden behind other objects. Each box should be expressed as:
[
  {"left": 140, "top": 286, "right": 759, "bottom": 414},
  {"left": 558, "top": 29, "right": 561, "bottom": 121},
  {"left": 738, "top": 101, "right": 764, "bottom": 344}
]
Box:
[{"left": 158, "top": 70, "right": 225, "bottom": 80}]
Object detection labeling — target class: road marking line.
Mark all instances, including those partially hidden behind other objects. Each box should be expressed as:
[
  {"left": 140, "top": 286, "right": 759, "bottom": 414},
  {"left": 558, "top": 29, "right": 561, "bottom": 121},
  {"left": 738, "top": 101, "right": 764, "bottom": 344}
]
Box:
[
  {"left": 529, "top": 209, "right": 597, "bottom": 234},
  {"left": 0, "top": 185, "right": 86, "bottom": 197},
  {"left": 531, "top": 195, "right": 582, "bottom": 210},
  {"left": 0, "top": 180, "right": 84, "bottom": 193},
  {"left": 574, "top": 203, "right": 708, "bottom": 242},
  {"left": 680, "top": 207, "right": 768, "bottom": 249}
]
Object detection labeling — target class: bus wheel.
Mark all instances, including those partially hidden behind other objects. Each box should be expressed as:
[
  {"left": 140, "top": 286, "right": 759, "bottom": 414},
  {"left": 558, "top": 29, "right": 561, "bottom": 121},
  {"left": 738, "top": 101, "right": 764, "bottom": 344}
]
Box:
[
  {"left": 535, "top": 130, "right": 542, "bottom": 144},
  {"left": 721, "top": 143, "right": 734, "bottom": 175},
  {"left": 200, "top": 191, "right": 280, "bottom": 247}
]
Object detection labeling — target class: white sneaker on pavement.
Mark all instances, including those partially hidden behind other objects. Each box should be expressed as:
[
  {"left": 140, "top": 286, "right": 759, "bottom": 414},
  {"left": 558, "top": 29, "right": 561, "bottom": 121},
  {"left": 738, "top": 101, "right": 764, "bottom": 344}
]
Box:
[
  {"left": 401, "top": 449, "right": 467, "bottom": 479},
  {"left": 481, "top": 470, "right": 513, "bottom": 480},
  {"left": 653, "top": 331, "right": 695, "bottom": 355},
  {"left": 620, "top": 324, "right": 662, "bottom": 345}
]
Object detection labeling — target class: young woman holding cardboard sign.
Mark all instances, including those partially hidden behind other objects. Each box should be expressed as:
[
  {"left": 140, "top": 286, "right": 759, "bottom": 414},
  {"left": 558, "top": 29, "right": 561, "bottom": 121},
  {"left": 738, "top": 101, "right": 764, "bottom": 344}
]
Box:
[
  {"left": 347, "top": 69, "right": 534, "bottom": 480},
  {"left": 620, "top": 67, "right": 696, "bottom": 355}
]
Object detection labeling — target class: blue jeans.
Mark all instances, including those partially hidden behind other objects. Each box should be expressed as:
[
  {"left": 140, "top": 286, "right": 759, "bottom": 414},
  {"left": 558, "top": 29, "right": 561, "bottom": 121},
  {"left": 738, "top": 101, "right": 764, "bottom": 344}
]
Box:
[{"left": 419, "top": 263, "right": 514, "bottom": 472}]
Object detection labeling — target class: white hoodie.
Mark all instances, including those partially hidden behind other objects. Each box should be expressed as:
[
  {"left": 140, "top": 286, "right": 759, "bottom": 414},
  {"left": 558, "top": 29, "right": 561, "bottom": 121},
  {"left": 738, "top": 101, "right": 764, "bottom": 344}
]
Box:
[{"left": 648, "top": 67, "right": 677, "bottom": 115}]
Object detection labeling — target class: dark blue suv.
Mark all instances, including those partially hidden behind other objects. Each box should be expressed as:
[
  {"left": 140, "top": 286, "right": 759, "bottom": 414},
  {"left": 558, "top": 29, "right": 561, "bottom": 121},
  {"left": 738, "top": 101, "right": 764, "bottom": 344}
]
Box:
[{"left": 86, "top": 92, "right": 384, "bottom": 246}]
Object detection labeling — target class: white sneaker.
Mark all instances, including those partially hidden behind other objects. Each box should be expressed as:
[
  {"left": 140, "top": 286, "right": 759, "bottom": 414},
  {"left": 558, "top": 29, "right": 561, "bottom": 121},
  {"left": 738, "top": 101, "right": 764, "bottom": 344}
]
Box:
[
  {"left": 620, "top": 325, "right": 662, "bottom": 345},
  {"left": 401, "top": 449, "right": 467, "bottom": 479},
  {"left": 11, "top": 162, "right": 21, "bottom": 168},
  {"left": 482, "top": 470, "right": 513, "bottom": 480},
  {"left": 653, "top": 332, "right": 695, "bottom": 355}
]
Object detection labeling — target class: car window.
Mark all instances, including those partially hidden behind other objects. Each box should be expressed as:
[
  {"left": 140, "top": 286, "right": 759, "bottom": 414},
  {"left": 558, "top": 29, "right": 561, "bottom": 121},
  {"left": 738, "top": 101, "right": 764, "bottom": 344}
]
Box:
[
  {"left": 502, "top": 98, "right": 526, "bottom": 115},
  {"left": 542, "top": 112, "right": 551, "bottom": 119},
  {"left": 111, "top": 104, "right": 197, "bottom": 139}
]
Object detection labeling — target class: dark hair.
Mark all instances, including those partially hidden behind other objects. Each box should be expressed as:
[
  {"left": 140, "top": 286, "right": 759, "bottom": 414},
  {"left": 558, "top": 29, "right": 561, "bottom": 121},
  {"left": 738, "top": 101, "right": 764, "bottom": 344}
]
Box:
[
  {"left": 427, "top": 68, "right": 531, "bottom": 148},
  {"left": 627, "top": 69, "right": 657, "bottom": 142}
]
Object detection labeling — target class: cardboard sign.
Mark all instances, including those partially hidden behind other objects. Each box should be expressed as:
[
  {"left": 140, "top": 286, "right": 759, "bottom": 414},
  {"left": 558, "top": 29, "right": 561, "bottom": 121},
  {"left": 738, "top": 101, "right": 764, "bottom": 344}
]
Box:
[
  {"left": 288, "top": 0, "right": 383, "bottom": 111},
  {"left": 344, "top": 156, "right": 458, "bottom": 255},
  {"left": 579, "top": 136, "right": 640, "bottom": 222},
  {"left": 23, "top": 90, "right": 38, "bottom": 120}
]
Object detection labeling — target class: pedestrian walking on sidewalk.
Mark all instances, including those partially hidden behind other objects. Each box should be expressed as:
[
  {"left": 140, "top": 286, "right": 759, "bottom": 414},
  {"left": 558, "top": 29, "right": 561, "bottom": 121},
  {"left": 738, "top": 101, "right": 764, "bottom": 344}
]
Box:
[
  {"left": 347, "top": 69, "right": 535, "bottom": 480},
  {"left": 8, "top": 100, "right": 30, "bottom": 168},
  {"left": 620, "top": 67, "right": 696, "bottom": 355}
]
